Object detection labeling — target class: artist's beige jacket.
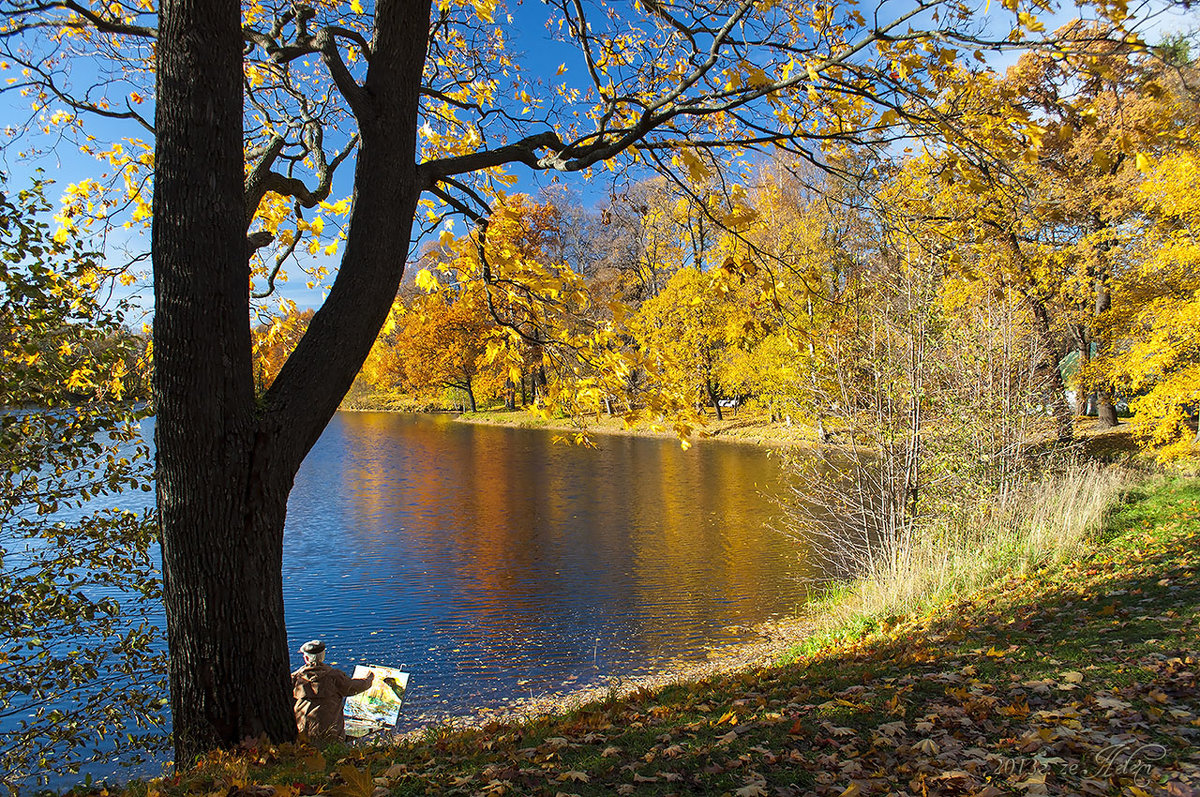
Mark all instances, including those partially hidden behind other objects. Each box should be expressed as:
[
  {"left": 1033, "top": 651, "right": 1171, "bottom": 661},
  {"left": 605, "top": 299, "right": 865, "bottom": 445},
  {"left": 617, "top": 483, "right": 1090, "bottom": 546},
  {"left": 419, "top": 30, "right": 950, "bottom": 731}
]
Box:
[{"left": 291, "top": 661, "right": 373, "bottom": 740}]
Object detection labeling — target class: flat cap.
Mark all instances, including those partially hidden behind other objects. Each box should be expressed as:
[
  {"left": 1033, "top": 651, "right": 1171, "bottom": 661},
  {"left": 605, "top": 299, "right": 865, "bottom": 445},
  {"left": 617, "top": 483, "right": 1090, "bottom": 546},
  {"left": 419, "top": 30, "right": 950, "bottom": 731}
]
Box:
[{"left": 300, "top": 639, "right": 325, "bottom": 655}]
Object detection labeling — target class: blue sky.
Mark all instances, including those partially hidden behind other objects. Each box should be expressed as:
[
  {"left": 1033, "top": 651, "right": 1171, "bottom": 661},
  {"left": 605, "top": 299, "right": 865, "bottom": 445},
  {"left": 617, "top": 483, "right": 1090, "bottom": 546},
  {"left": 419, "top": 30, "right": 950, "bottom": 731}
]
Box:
[{"left": 3, "top": 1, "right": 1196, "bottom": 316}]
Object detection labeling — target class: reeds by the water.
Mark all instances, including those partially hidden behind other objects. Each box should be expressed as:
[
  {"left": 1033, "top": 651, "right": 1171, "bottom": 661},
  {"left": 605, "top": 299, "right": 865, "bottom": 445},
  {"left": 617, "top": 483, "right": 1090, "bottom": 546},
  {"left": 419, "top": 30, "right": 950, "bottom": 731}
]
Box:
[{"left": 787, "top": 464, "right": 1129, "bottom": 652}]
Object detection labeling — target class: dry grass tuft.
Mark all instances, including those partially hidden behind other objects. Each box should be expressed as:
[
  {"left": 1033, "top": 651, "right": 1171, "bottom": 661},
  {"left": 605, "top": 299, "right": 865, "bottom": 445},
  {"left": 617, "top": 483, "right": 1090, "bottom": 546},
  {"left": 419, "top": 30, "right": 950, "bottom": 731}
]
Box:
[{"left": 807, "top": 464, "right": 1129, "bottom": 634}]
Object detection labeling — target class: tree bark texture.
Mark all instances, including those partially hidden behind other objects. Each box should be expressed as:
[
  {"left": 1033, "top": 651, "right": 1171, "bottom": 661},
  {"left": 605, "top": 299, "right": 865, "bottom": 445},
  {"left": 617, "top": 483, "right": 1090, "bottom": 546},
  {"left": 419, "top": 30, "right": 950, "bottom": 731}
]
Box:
[
  {"left": 1028, "top": 301, "right": 1074, "bottom": 442},
  {"left": 153, "top": 0, "right": 431, "bottom": 764},
  {"left": 1093, "top": 277, "right": 1118, "bottom": 428},
  {"left": 153, "top": 0, "right": 291, "bottom": 763}
]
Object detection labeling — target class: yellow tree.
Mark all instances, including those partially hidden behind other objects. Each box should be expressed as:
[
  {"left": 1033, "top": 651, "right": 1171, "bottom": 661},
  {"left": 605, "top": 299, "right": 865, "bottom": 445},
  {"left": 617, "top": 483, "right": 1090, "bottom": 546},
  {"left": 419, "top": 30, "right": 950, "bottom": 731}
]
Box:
[
  {"left": 723, "top": 157, "right": 873, "bottom": 434},
  {"left": 1002, "top": 24, "right": 1200, "bottom": 426},
  {"left": 1, "top": 0, "right": 1137, "bottom": 759},
  {"left": 1100, "top": 152, "right": 1200, "bottom": 459},
  {"left": 882, "top": 148, "right": 1082, "bottom": 440},
  {"left": 633, "top": 264, "right": 760, "bottom": 420}
]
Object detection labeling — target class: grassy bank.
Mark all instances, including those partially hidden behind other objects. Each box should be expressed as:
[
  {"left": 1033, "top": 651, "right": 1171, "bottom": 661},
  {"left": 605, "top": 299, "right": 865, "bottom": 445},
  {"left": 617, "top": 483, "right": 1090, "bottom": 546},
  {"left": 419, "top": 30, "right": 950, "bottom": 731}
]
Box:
[
  {"left": 780, "top": 464, "right": 1131, "bottom": 662},
  {"left": 342, "top": 394, "right": 1149, "bottom": 462},
  {"left": 81, "top": 472, "right": 1200, "bottom": 797}
]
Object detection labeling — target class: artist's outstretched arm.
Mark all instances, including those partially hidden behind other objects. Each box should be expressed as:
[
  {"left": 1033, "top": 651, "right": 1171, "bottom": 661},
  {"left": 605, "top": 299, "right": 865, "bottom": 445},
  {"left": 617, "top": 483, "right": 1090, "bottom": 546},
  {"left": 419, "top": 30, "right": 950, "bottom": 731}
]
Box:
[{"left": 342, "top": 669, "right": 375, "bottom": 697}]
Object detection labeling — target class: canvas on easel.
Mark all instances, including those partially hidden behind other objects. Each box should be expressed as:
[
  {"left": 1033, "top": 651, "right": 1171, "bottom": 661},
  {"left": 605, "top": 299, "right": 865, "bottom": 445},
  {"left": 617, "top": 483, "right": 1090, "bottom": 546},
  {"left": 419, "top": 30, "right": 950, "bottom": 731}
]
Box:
[{"left": 343, "top": 665, "right": 409, "bottom": 738}]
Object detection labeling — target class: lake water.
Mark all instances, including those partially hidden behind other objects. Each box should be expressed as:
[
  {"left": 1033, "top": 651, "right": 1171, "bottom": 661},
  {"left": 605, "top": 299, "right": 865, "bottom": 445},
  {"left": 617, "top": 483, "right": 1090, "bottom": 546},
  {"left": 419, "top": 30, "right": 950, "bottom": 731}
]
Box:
[
  {"left": 11, "top": 410, "right": 823, "bottom": 785},
  {"left": 284, "top": 412, "right": 816, "bottom": 726}
]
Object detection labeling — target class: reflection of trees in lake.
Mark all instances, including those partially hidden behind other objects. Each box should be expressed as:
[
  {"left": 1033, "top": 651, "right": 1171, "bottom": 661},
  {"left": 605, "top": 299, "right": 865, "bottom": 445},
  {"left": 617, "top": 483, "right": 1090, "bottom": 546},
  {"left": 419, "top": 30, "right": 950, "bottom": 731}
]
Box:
[{"left": 329, "top": 413, "right": 815, "bottom": 667}]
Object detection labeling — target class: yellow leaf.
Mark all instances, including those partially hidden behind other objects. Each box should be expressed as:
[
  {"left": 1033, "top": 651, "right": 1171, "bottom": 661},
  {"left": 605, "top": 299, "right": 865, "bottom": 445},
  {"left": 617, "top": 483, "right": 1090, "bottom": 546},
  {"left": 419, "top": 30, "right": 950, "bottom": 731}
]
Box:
[
  {"left": 912, "top": 738, "right": 939, "bottom": 754},
  {"left": 329, "top": 765, "right": 373, "bottom": 797},
  {"left": 415, "top": 268, "right": 439, "bottom": 292},
  {"left": 677, "top": 149, "right": 711, "bottom": 183},
  {"left": 1017, "top": 11, "right": 1045, "bottom": 31},
  {"left": 558, "top": 771, "right": 589, "bottom": 783}
]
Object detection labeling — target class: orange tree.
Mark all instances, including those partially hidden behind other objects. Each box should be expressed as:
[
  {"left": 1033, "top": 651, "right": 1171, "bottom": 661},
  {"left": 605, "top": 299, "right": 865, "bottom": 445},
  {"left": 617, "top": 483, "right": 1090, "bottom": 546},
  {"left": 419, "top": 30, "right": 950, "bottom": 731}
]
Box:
[
  {"left": 0, "top": 0, "right": 1145, "bottom": 763},
  {"left": 366, "top": 285, "right": 504, "bottom": 411},
  {"left": 251, "top": 304, "right": 315, "bottom": 392}
]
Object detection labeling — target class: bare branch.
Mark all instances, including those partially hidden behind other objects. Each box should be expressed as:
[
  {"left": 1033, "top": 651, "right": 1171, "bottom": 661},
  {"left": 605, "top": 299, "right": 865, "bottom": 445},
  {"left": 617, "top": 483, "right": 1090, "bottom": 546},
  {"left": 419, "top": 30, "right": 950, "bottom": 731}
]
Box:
[
  {"left": 244, "top": 131, "right": 358, "bottom": 228},
  {"left": 1, "top": 0, "right": 156, "bottom": 39},
  {"left": 6, "top": 53, "right": 154, "bottom": 133},
  {"left": 418, "top": 131, "right": 565, "bottom": 185}
]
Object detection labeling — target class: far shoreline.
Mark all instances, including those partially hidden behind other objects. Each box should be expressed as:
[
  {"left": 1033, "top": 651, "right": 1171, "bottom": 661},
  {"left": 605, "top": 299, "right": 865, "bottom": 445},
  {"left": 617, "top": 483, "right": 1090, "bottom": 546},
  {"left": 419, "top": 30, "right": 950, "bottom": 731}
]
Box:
[
  {"left": 338, "top": 398, "right": 1142, "bottom": 461},
  {"left": 339, "top": 400, "right": 831, "bottom": 451}
]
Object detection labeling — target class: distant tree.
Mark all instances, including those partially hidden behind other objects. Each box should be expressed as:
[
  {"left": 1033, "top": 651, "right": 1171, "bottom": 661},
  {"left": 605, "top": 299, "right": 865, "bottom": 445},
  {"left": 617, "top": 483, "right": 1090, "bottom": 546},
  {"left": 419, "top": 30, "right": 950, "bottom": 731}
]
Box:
[
  {"left": 252, "top": 305, "right": 316, "bottom": 393},
  {"left": 1005, "top": 23, "right": 1200, "bottom": 427},
  {"left": 633, "top": 265, "right": 759, "bottom": 420},
  {"left": 369, "top": 286, "right": 502, "bottom": 412}
]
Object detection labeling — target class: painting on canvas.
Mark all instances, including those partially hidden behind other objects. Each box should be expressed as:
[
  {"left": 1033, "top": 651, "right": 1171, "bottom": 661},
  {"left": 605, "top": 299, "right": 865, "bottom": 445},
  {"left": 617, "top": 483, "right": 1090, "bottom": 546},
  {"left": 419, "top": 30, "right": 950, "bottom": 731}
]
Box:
[{"left": 344, "top": 665, "right": 409, "bottom": 737}]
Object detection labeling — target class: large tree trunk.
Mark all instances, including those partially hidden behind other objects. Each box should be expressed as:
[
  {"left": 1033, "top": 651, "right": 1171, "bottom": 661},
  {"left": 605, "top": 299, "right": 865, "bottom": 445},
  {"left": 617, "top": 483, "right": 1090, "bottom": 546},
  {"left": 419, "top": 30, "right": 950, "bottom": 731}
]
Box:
[
  {"left": 1096, "top": 388, "right": 1118, "bottom": 428},
  {"left": 1092, "top": 220, "right": 1118, "bottom": 429},
  {"left": 1073, "top": 328, "right": 1089, "bottom": 416},
  {"left": 1093, "top": 276, "right": 1117, "bottom": 429},
  {"left": 707, "top": 380, "right": 724, "bottom": 421},
  {"left": 154, "top": 0, "right": 431, "bottom": 764},
  {"left": 1028, "top": 301, "right": 1074, "bottom": 442},
  {"left": 154, "top": 0, "right": 294, "bottom": 762},
  {"left": 999, "top": 232, "right": 1072, "bottom": 441}
]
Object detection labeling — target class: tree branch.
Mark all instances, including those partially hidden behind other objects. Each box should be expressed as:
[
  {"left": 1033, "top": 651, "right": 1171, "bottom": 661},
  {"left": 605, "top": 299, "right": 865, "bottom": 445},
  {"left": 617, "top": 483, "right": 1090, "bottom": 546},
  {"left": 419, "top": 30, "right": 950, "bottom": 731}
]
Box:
[
  {"left": 0, "top": 0, "right": 157, "bottom": 39},
  {"left": 244, "top": 131, "right": 358, "bottom": 228}
]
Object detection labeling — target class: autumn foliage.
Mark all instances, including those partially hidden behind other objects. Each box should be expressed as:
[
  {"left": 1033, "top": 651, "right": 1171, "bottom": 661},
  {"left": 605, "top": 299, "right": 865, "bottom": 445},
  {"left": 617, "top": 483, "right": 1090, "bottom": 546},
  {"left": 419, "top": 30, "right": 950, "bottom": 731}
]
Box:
[
  {"left": 342, "top": 23, "right": 1200, "bottom": 465},
  {"left": 4, "top": 0, "right": 1200, "bottom": 785}
]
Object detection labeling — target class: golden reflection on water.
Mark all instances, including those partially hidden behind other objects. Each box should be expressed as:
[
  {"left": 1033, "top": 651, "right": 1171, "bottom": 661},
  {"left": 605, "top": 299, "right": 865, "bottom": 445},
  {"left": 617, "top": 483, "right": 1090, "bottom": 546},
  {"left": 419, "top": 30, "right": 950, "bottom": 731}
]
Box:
[{"left": 284, "top": 412, "right": 822, "bottom": 722}]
